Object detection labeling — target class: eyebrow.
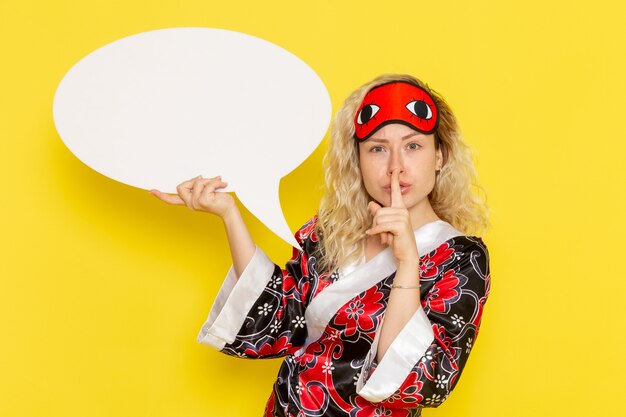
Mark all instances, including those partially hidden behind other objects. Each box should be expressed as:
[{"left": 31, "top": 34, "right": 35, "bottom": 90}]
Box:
[{"left": 367, "top": 131, "right": 422, "bottom": 143}]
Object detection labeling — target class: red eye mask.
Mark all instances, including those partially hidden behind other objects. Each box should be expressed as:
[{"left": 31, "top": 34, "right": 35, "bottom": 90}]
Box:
[{"left": 353, "top": 81, "right": 439, "bottom": 141}]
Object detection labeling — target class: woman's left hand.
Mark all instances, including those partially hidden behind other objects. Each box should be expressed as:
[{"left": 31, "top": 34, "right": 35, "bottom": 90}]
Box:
[{"left": 365, "top": 169, "right": 420, "bottom": 266}]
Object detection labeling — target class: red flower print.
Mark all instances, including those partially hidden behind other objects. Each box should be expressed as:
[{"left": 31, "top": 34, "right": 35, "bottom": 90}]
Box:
[
  {"left": 419, "top": 242, "right": 454, "bottom": 280},
  {"left": 333, "top": 288, "right": 384, "bottom": 337},
  {"left": 347, "top": 300, "right": 365, "bottom": 320},
  {"left": 425, "top": 269, "right": 463, "bottom": 314},
  {"left": 432, "top": 324, "right": 455, "bottom": 359},
  {"left": 245, "top": 335, "right": 294, "bottom": 357}
]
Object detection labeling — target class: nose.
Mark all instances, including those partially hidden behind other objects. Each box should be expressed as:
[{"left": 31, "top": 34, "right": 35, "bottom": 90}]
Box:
[{"left": 387, "top": 147, "right": 405, "bottom": 176}]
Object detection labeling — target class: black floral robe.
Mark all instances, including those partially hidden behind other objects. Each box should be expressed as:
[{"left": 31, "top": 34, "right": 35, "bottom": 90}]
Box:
[{"left": 198, "top": 215, "right": 491, "bottom": 417}]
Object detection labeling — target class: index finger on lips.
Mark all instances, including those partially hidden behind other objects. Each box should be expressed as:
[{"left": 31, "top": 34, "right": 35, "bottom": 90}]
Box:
[{"left": 390, "top": 169, "right": 404, "bottom": 208}]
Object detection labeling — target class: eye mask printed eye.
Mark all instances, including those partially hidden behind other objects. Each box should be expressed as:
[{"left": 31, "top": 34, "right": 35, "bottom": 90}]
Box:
[{"left": 354, "top": 81, "right": 439, "bottom": 141}]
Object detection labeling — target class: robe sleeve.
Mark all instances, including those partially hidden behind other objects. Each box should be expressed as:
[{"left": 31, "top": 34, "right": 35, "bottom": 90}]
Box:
[
  {"left": 356, "top": 236, "right": 490, "bottom": 409},
  {"left": 196, "top": 217, "right": 320, "bottom": 359}
]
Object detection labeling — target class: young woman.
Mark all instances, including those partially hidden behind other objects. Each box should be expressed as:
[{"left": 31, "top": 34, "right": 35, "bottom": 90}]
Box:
[{"left": 150, "top": 73, "right": 491, "bottom": 417}]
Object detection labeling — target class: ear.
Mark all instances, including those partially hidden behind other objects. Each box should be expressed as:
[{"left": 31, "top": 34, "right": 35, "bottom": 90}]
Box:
[{"left": 435, "top": 145, "right": 444, "bottom": 170}]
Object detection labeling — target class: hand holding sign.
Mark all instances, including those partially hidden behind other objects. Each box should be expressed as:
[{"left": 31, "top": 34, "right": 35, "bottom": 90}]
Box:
[{"left": 149, "top": 175, "right": 236, "bottom": 218}]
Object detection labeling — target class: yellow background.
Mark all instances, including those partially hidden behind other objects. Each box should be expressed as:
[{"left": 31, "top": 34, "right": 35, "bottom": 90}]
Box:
[{"left": 1, "top": 0, "right": 625, "bottom": 416}]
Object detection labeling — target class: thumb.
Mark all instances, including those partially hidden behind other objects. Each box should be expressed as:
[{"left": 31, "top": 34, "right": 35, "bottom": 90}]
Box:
[
  {"left": 368, "top": 200, "right": 382, "bottom": 215},
  {"left": 149, "top": 189, "right": 184, "bottom": 205}
]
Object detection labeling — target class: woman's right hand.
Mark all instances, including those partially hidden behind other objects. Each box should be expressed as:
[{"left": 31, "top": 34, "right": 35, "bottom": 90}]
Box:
[{"left": 149, "top": 175, "right": 237, "bottom": 219}]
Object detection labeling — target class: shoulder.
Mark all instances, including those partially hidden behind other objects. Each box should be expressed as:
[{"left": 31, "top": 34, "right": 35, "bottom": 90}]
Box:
[
  {"left": 444, "top": 235, "right": 490, "bottom": 292},
  {"left": 421, "top": 234, "right": 490, "bottom": 284},
  {"left": 423, "top": 233, "right": 488, "bottom": 263},
  {"left": 421, "top": 235, "right": 491, "bottom": 310},
  {"left": 450, "top": 235, "right": 489, "bottom": 258},
  {"left": 294, "top": 215, "right": 320, "bottom": 250},
  {"left": 445, "top": 235, "right": 489, "bottom": 271}
]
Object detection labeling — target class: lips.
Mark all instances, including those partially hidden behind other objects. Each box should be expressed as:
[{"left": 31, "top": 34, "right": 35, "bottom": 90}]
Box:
[
  {"left": 382, "top": 182, "right": 412, "bottom": 194},
  {"left": 383, "top": 181, "right": 411, "bottom": 188}
]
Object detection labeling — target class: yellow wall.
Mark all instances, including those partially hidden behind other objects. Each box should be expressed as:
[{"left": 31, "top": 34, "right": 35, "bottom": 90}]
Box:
[{"left": 1, "top": 1, "right": 625, "bottom": 416}]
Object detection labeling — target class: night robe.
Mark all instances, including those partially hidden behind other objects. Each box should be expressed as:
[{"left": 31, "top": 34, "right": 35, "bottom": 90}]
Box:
[{"left": 197, "top": 215, "right": 491, "bottom": 416}]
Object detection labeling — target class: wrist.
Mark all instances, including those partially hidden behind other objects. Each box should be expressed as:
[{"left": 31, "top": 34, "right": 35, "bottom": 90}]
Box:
[
  {"left": 393, "top": 258, "right": 421, "bottom": 287},
  {"left": 221, "top": 206, "right": 242, "bottom": 228},
  {"left": 396, "top": 258, "right": 419, "bottom": 270}
]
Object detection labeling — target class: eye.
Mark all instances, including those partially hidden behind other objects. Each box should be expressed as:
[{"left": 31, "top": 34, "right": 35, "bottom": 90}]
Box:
[
  {"left": 356, "top": 104, "right": 380, "bottom": 125},
  {"left": 406, "top": 100, "right": 433, "bottom": 120},
  {"left": 370, "top": 145, "right": 385, "bottom": 153},
  {"left": 407, "top": 142, "right": 421, "bottom": 150}
]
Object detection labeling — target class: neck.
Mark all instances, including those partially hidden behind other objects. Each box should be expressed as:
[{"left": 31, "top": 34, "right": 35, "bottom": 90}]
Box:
[{"left": 408, "top": 199, "right": 440, "bottom": 230}]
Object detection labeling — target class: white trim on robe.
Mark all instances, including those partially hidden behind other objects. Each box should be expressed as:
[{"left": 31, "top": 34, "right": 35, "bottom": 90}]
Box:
[{"left": 197, "top": 246, "right": 275, "bottom": 350}]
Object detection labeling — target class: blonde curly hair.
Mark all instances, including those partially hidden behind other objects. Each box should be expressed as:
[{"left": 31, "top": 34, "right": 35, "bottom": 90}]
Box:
[{"left": 313, "top": 73, "right": 490, "bottom": 274}]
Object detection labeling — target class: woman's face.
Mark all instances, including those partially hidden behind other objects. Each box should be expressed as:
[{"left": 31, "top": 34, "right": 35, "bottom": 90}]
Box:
[{"left": 358, "top": 123, "right": 443, "bottom": 220}]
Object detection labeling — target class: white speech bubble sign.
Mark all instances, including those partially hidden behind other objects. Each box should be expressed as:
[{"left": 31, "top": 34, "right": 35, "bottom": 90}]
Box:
[{"left": 53, "top": 28, "right": 331, "bottom": 248}]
